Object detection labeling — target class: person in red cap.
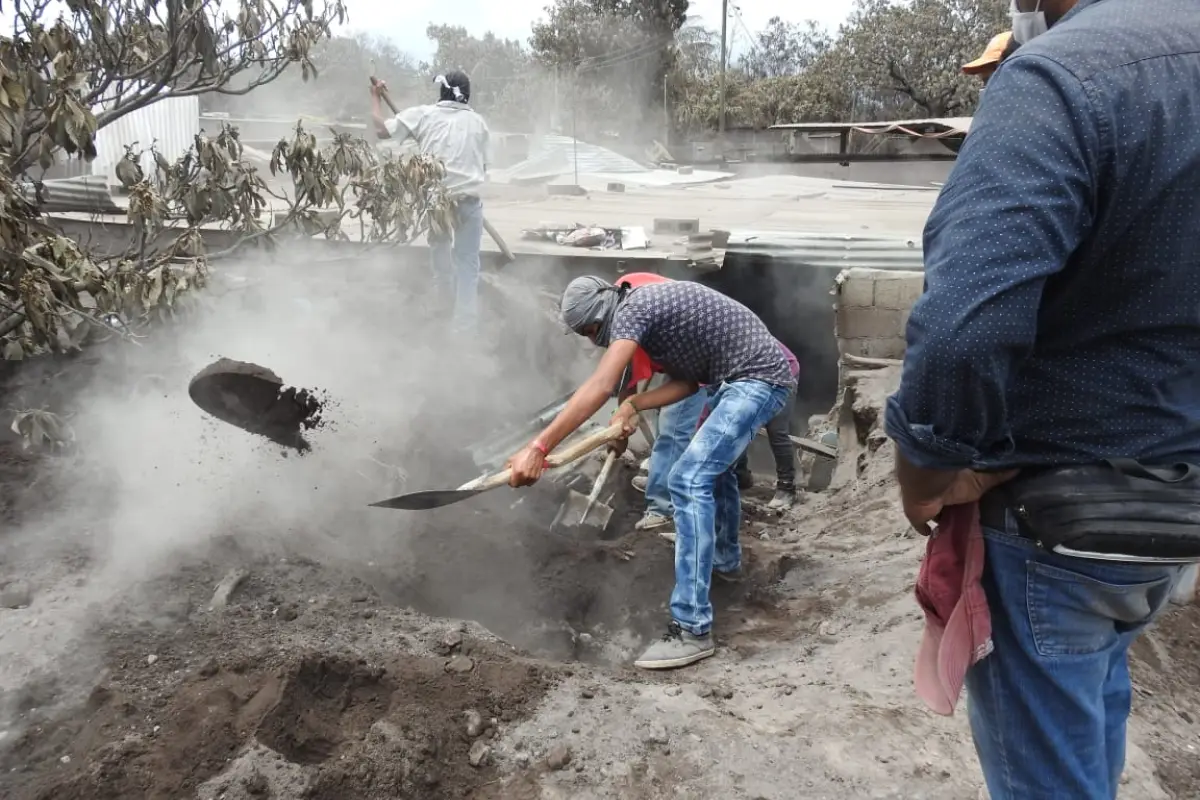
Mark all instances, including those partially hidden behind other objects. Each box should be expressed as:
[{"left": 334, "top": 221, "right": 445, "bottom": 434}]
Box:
[
  {"left": 886, "top": 0, "right": 1200, "bottom": 797},
  {"left": 961, "top": 31, "right": 1018, "bottom": 86}
]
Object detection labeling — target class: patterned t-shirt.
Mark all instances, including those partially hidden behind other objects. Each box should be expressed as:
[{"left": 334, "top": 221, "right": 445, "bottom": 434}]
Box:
[{"left": 609, "top": 282, "right": 795, "bottom": 389}]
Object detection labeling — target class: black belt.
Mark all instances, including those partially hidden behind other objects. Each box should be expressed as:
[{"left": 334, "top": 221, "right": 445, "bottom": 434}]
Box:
[{"left": 977, "top": 489, "right": 1033, "bottom": 539}]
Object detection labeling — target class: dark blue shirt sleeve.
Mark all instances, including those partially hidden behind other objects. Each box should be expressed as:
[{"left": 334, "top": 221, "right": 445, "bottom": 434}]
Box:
[{"left": 885, "top": 54, "right": 1102, "bottom": 471}]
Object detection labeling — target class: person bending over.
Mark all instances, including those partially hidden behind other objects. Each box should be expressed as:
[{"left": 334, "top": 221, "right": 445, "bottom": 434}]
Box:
[{"left": 505, "top": 276, "right": 794, "bottom": 670}]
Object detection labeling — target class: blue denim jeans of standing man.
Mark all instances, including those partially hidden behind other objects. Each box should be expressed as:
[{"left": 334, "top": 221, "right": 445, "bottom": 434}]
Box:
[
  {"left": 644, "top": 388, "right": 713, "bottom": 518},
  {"left": 966, "top": 511, "right": 1186, "bottom": 800},
  {"left": 427, "top": 195, "right": 483, "bottom": 333},
  {"left": 667, "top": 379, "right": 787, "bottom": 635}
]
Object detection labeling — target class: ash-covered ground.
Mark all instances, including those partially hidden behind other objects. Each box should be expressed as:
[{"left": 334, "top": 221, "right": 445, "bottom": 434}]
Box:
[{"left": 1, "top": 262, "right": 1198, "bottom": 800}]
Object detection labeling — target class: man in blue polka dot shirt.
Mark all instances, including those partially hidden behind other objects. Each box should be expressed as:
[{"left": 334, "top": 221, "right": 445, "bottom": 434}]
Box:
[{"left": 885, "top": 0, "right": 1200, "bottom": 797}]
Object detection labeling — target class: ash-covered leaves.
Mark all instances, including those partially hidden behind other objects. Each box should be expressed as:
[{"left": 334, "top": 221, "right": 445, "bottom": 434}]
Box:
[{"left": 0, "top": 0, "right": 457, "bottom": 368}]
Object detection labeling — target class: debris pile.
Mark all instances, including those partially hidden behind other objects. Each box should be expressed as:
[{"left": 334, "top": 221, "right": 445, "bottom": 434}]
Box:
[{"left": 520, "top": 223, "right": 649, "bottom": 251}]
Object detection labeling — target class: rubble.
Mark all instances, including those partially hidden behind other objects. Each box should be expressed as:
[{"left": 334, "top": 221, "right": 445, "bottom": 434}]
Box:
[
  {"left": 0, "top": 581, "right": 31, "bottom": 609},
  {"left": 546, "top": 743, "right": 572, "bottom": 770},
  {"left": 209, "top": 568, "right": 248, "bottom": 610}
]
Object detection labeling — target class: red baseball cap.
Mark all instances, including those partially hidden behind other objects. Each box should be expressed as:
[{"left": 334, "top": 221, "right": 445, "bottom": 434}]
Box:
[{"left": 913, "top": 502, "right": 994, "bottom": 716}]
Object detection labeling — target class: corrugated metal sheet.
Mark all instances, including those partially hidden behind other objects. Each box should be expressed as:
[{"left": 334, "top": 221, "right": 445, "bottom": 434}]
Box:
[
  {"left": 93, "top": 96, "right": 201, "bottom": 186},
  {"left": 769, "top": 117, "right": 972, "bottom": 139},
  {"left": 505, "top": 135, "right": 647, "bottom": 182},
  {"left": 18, "top": 176, "right": 122, "bottom": 214},
  {"left": 724, "top": 231, "right": 925, "bottom": 271}
]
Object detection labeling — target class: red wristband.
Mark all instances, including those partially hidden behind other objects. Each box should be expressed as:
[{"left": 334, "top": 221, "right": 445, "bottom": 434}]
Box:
[{"left": 531, "top": 440, "right": 549, "bottom": 457}]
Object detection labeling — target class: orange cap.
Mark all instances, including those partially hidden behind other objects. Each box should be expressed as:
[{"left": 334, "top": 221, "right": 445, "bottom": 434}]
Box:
[{"left": 962, "top": 32, "right": 1014, "bottom": 75}]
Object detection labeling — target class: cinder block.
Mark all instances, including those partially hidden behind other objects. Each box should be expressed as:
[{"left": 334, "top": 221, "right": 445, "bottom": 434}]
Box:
[
  {"left": 836, "top": 307, "right": 905, "bottom": 341},
  {"left": 898, "top": 275, "right": 925, "bottom": 308},
  {"left": 874, "top": 276, "right": 924, "bottom": 310},
  {"left": 653, "top": 218, "right": 700, "bottom": 235},
  {"left": 838, "top": 275, "right": 876, "bottom": 308}
]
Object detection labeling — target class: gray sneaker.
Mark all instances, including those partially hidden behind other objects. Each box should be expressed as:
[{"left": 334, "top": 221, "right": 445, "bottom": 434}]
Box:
[
  {"left": 631, "top": 475, "right": 648, "bottom": 493},
  {"left": 767, "top": 489, "right": 797, "bottom": 511},
  {"left": 638, "top": 457, "right": 651, "bottom": 473},
  {"left": 633, "top": 622, "right": 715, "bottom": 670},
  {"left": 634, "top": 510, "right": 672, "bottom": 531}
]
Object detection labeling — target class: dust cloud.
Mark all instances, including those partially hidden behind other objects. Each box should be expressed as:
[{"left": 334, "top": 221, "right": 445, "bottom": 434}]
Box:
[{"left": 0, "top": 244, "right": 590, "bottom": 735}]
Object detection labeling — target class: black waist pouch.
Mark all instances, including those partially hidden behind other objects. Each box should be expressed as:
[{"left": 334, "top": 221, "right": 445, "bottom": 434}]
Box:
[{"left": 1003, "top": 459, "right": 1200, "bottom": 562}]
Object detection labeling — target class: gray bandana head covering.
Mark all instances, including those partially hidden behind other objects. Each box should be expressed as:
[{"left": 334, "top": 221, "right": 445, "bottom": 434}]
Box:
[{"left": 560, "top": 276, "right": 626, "bottom": 347}]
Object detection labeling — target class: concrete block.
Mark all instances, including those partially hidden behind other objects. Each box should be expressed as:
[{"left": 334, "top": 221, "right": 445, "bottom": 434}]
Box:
[
  {"left": 874, "top": 276, "right": 924, "bottom": 310},
  {"left": 838, "top": 275, "right": 876, "bottom": 308},
  {"left": 836, "top": 307, "right": 905, "bottom": 341},
  {"left": 653, "top": 218, "right": 700, "bottom": 235},
  {"left": 606, "top": 182, "right": 626, "bottom": 193}
]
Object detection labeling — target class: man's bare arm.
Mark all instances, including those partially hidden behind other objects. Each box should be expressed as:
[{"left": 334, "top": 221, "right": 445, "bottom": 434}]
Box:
[
  {"left": 370, "top": 92, "right": 391, "bottom": 139},
  {"left": 629, "top": 379, "right": 699, "bottom": 412},
  {"left": 532, "top": 340, "right": 639, "bottom": 451}
]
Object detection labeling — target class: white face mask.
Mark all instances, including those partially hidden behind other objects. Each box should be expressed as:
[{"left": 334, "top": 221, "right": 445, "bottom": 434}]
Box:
[{"left": 1010, "top": 0, "right": 1048, "bottom": 44}]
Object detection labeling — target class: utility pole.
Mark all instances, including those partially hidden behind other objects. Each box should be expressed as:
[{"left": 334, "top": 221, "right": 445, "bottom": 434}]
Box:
[
  {"left": 663, "top": 81, "right": 670, "bottom": 148},
  {"left": 718, "top": 0, "right": 728, "bottom": 143},
  {"left": 553, "top": 66, "right": 559, "bottom": 132},
  {"left": 571, "top": 72, "right": 579, "bottom": 187}
]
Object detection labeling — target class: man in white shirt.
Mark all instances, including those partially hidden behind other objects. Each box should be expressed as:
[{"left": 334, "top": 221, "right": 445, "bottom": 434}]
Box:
[{"left": 371, "top": 71, "right": 491, "bottom": 333}]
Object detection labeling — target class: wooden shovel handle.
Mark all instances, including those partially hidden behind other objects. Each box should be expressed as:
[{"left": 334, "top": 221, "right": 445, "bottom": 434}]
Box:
[
  {"left": 370, "top": 75, "right": 400, "bottom": 115},
  {"left": 458, "top": 418, "right": 636, "bottom": 492}
]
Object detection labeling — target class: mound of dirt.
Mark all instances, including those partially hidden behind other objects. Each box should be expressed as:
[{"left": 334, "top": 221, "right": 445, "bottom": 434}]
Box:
[
  {"left": 188, "top": 359, "right": 325, "bottom": 451},
  {"left": 0, "top": 581, "right": 556, "bottom": 800}
]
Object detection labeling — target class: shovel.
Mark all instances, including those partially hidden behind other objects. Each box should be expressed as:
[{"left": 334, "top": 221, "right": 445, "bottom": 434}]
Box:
[
  {"left": 369, "top": 418, "right": 635, "bottom": 510},
  {"left": 562, "top": 449, "right": 619, "bottom": 530}
]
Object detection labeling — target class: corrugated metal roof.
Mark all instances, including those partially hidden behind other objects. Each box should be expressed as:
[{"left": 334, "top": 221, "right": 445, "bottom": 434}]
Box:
[
  {"left": 724, "top": 230, "right": 924, "bottom": 271},
  {"left": 94, "top": 95, "right": 201, "bottom": 186},
  {"left": 505, "top": 135, "right": 647, "bottom": 182},
  {"left": 769, "top": 117, "right": 972, "bottom": 139},
  {"left": 19, "top": 176, "right": 123, "bottom": 214}
]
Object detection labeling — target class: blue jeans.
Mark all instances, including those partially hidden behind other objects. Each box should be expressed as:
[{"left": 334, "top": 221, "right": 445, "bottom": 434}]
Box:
[
  {"left": 645, "top": 389, "right": 712, "bottom": 518},
  {"left": 666, "top": 380, "right": 787, "bottom": 635},
  {"left": 966, "top": 513, "right": 1185, "bottom": 799},
  {"left": 428, "top": 195, "right": 483, "bottom": 333}
]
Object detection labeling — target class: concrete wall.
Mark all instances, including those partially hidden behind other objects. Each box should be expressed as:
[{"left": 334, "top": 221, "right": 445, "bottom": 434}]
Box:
[
  {"left": 834, "top": 267, "right": 924, "bottom": 360},
  {"left": 726, "top": 160, "right": 954, "bottom": 187}
]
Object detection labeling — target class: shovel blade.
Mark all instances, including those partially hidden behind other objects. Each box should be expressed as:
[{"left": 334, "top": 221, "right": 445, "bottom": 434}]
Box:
[
  {"left": 556, "top": 489, "right": 615, "bottom": 531},
  {"left": 369, "top": 489, "right": 484, "bottom": 510}
]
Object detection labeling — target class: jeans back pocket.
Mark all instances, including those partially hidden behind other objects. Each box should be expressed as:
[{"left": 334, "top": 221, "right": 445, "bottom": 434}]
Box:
[{"left": 1026, "top": 560, "right": 1174, "bottom": 657}]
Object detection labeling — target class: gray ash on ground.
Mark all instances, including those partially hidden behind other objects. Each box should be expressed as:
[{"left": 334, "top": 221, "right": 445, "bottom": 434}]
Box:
[{"left": 188, "top": 359, "right": 327, "bottom": 452}]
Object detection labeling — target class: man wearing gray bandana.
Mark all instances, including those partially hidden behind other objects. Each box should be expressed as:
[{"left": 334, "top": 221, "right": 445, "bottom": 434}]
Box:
[
  {"left": 372, "top": 70, "right": 490, "bottom": 333},
  {"left": 508, "top": 276, "right": 794, "bottom": 670}
]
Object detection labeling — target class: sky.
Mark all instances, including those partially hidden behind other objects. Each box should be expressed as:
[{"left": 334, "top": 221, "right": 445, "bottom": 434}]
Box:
[{"left": 343, "top": 0, "right": 861, "bottom": 63}]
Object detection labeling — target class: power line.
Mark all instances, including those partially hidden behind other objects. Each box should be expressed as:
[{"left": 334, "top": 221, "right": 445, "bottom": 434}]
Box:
[{"left": 461, "top": 35, "right": 676, "bottom": 84}]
